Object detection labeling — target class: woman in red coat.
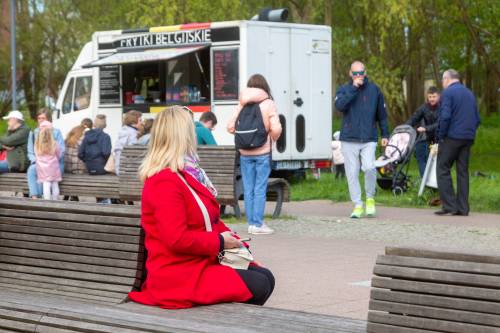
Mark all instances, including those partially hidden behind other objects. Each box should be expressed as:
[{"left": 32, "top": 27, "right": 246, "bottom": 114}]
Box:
[{"left": 128, "top": 106, "right": 274, "bottom": 309}]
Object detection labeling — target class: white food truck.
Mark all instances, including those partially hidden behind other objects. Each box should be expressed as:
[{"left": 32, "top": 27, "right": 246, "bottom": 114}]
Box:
[{"left": 54, "top": 15, "right": 332, "bottom": 171}]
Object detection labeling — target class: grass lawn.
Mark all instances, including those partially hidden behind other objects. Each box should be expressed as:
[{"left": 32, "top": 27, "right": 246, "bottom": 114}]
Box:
[{"left": 291, "top": 113, "right": 500, "bottom": 214}]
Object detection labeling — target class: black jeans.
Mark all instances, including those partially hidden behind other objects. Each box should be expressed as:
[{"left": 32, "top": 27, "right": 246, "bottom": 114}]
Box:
[
  {"left": 236, "top": 266, "right": 275, "bottom": 306},
  {"left": 437, "top": 138, "right": 473, "bottom": 214}
]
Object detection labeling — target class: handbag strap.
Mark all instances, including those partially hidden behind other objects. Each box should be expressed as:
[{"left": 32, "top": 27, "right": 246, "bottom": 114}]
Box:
[{"left": 176, "top": 173, "right": 212, "bottom": 232}]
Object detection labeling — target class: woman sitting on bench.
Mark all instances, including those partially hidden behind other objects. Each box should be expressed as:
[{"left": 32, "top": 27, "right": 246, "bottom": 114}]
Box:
[{"left": 129, "top": 106, "right": 275, "bottom": 309}]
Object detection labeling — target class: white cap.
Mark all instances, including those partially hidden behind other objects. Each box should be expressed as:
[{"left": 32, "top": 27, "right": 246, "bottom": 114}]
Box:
[{"left": 3, "top": 110, "right": 24, "bottom": 121}]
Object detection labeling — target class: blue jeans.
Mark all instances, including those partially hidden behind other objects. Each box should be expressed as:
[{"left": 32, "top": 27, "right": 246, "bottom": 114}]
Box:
[
  {"left": 0, "top": 161, "right": 9, "bottom": 173},
  {"left": 27, "top": 164, "right": 43, "bottom": 197},
  {"left": 240, "top": 154, "right": 271, "bottom": 227},
  {"left": 415, "top": 141, "right": 429, "bottom": 177},
  {"left": 28, "top": 161, "right": 64, "bottom": 197}
]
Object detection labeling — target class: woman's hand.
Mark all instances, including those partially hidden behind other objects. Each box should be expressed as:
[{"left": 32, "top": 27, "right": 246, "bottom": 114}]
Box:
[{"left": 221, "top": 231, "right": 242, "bottom": 249}]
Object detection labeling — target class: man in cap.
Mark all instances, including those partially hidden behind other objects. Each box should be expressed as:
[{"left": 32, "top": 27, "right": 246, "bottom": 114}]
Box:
[{"left": 0, "top": 111, "right": 30, "bottom": 173}]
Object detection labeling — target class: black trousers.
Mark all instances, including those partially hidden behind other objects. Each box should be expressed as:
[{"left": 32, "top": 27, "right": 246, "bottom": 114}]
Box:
[
  {"left": 437, "top": 138, "right": 473, "bottom": 215},
  {"left": 236, "top": 266, "right": 275, "bottom": 306}
]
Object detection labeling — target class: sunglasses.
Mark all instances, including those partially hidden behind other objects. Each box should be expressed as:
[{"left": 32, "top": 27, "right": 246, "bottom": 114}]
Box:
[{"left": 352, "top": 71, "right": 365, "bottom": 76}]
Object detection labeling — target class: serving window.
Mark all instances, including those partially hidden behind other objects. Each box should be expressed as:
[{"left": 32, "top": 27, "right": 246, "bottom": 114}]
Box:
[{"left": 121, "top": 47, "right": 211, "bottom": 111}]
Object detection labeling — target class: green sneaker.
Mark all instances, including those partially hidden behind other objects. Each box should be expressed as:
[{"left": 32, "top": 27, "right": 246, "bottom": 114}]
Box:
[
  {"left": 350, "top": 205, "right": 364, "bottom": 218},
  {"left": 366, "top": 198, "right": 376, "bottom": 217}
]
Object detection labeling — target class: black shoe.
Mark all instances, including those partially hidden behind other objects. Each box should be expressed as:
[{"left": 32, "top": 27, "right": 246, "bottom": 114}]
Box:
[
  {"left": 453, "top": 211, "right": 469, "bottom": 216},
  {"left": 434, "top": 210, "right": 456, "bottom": 216}
]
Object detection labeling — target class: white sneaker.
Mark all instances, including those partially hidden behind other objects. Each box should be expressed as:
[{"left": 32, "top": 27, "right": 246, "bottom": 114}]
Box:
[
  {"left": 247, "top": 225, "right": 255, "bottom": 234},
  {"left": 249, "top": 224, "right": 274, "bottom": 235}
]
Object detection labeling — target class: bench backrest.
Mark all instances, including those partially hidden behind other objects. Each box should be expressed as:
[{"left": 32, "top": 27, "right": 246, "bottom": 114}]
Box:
[
  {"left": 0, "top": 197, "right": 143, "bottom": 304},
  {"left": 368, "top": 246, "right": 500, "bottom": 333},
  {"left": 119, "top": 145, "right": 238, "bottom": 204},
  {"left": 0, "top": 173, "right": 120, "bottom": 199}
]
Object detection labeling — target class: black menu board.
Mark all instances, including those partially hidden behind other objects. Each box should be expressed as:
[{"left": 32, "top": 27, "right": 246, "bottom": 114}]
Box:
[
  {"left": 99, "top": 65, "right": 121, "bottom": 104},
  {"left": 213, "top": 49, "right": 239, "bottom": 100}
]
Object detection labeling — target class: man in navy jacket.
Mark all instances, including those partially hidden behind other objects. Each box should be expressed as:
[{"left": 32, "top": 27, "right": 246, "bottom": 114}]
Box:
[
  {"left": 435, "top": 69, "right": 480, "bottom": 216},
  {"left": 335, "top": 61, "right": 390, "bottom": 218}
]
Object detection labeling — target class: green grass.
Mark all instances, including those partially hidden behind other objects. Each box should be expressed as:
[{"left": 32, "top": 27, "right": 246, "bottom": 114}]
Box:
[{"left": 292, "top": 112, "right": 500, "bottom": 213}]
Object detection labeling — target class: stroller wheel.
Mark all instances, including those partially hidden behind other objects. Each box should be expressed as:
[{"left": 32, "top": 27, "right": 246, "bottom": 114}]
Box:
[{"left": 393, "top": 186, "right": 404, "bottom": 196}]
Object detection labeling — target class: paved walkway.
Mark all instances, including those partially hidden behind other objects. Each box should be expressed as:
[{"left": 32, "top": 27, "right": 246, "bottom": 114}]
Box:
[{"left": 229, "top": 200, "right": 500, "bottom": 320}]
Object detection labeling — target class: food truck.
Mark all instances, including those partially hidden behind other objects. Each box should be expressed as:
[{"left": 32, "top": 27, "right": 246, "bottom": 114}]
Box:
[{"left": 53, "top": 16, "right": 332, "bottom": 171}]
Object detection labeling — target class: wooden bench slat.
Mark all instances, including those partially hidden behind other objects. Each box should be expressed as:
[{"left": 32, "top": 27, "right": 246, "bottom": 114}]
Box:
[
  {"left": 0, "top": 263, "right": 140, "bottom": 286},
  {"left": 0, "top": 271, "right": 134, "bottom": 293},
  {"left": 373, "top": 264, "right": 500, "bottom": 288},
  {"left": 0, "top": 224, "right": 140, "bottom": 244},
  {"left": 369, "top": 299, "right": 500, "bottom": 327},
  {"left": 0, "top": 247, "right": 141, "bottom": 269},
  {"left": 0, "top": 197, "right": 140, "bottom": 217},
  {"left": 0, "top": 255, "right": 141, "bottom": 278},
  {"left": 367, "top": 322, "right": 450, "bottom": 333},
  {"left": 0, "top": 277, "right": 127, "bottom": 300},
  {"left": 371, "top": 276, "right": 500, "bottom": 302},
  {"left": 370, "top": 288, "right": 500, "bottom": 315},
  {"left": 377, "top": 255, "right": 500, "bottom": 275},
  {"left": 0, "top": 216, "right": 140, "bottom": 234},
  {"left": 0, "top": 231, "right": 142, "bottom": 252},
  {"left": 0, "top": 283, "right": 122, "bottom": 304},
  {"left": 368, "top": 312, "right": 499, "bottom": 333},
  {"left": 385, "top": 247, "right": 500, "bottom": 265},
  {"left": 0, "top": 239, "right": 143, "bottom": 261}
]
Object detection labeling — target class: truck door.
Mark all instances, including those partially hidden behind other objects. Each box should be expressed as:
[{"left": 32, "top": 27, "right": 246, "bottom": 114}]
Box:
[
  {"left": 268, "top": 27, "right": 291, "bottom": 161},
  {"left": 290, "top": 28, "right": 312, "bottom": 159},
  {"left": 54, "top": 72, "right": 94, "bottom": 139}
]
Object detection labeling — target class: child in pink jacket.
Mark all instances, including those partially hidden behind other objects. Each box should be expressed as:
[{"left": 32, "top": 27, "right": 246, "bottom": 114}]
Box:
[
  {"left": 227, "top": 74, "right": 282, "bottom": 235},
  {"left": 35, "top": 121, "right": 62, "bottom": 200}
]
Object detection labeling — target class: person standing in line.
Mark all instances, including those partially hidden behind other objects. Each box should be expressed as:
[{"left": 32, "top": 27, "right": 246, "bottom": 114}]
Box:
[
  {"left": 78, "top": 115, "right": 112, "bottom": 204},
  {"left": 34, "top": 121, "right": 62, "bottom": 200},
  {"left": 0, "top": 111, "right": 30, "bottom": 174},
  {"left": 114, "top": 110, "right": 142, "bottom": 175},
  {"left": 227, "top": 74, "right": 282, "bottom": 235},
  {"left": 195, "top": 111, "right": 218, "bottom": 145},
  {"left": 79, "top": 114, "right": 112, "bottom": 176},
  {"left": 405, "top": 86, "right": 440, "bottom": 176},
  {"left": 27, "top": 108, "right": 65, "bottom": 199},
  {"left": 335, "top": 61, "right": 389, "bottom": 218},
  {"left": 435, "top": 69, "right": 480, "bottom": 216}
]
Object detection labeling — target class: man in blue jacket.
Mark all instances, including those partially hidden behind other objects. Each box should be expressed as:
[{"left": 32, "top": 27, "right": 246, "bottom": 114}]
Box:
[
  {"left": 335, "top": 61, "right": 390, "bottom": 218},
  {"left": 435, "top": 69, "right": 480, "bottom": 216}
]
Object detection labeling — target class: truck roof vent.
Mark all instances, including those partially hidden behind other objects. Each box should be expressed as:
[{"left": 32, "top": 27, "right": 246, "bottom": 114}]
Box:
[{"left": 251, "top": 8, "right": 288, "bottom": 22}]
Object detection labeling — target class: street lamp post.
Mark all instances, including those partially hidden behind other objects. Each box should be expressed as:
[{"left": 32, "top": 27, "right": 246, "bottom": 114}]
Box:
[{"left": 10, "top": 0, "right": 17, "bottom": 110}]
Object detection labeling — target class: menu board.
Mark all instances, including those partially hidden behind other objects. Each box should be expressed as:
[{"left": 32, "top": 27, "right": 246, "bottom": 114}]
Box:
[
  {"left": 213, "top": 49, "right": 239, "bottom": 100},
  {"left": 99, "top": 65, "right": 121, "bottom": 104}
]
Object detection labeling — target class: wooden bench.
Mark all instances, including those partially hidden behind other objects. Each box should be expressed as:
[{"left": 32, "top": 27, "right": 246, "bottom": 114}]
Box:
[
  {"left": 0, "top": 172, "right": 120, "bottom": 199},
  {"left": 0, "top": 197, "right": 366, "bottom": 332},
  {"left": 368, "top": 246, "right": 500, "bottom": 333},
  {"left": 120, "top": 145, "right": 290, "bottom": 218}
]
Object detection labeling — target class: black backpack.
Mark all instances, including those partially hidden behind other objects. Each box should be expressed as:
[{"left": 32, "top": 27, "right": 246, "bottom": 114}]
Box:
[{"left": 234, "top": 101, "right": 268, "bottom": 149}]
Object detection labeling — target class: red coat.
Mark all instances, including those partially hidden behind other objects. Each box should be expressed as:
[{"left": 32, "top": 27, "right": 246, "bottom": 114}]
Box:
[{"left": 128, "top": 169, "right": 252, "bottom": 308}]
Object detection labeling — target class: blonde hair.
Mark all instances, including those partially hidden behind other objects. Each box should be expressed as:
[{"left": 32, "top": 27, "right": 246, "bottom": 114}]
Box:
[
  {"left": 139, "top": 106, "right": 196, "bottom": 182},
  {"left": 35, "top": 127, "right": 57, "bottom": 156}
]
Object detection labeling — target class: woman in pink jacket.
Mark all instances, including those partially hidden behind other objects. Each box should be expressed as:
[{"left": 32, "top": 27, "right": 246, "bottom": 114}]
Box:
[
  {"left": 35, "top": 121, "right": 62, "bottom": 200},
  {"left": 227, "top": 74, "right": 282, "bottom": 235}
]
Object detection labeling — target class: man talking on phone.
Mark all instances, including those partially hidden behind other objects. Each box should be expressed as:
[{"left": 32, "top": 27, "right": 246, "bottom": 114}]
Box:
[{"left": 335, "top": 61, "right": 390, "bottom": 218}]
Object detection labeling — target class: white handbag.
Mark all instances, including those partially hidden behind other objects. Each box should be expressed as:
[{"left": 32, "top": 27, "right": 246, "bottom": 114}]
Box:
[{"left": 177, "top": 173, "right": 253, "bottom": 270}]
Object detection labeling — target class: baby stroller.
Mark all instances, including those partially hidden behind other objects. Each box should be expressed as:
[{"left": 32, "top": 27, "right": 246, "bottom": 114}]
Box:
[{"left": 374, "top": 125, "right": 417, "bottom": 195}]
